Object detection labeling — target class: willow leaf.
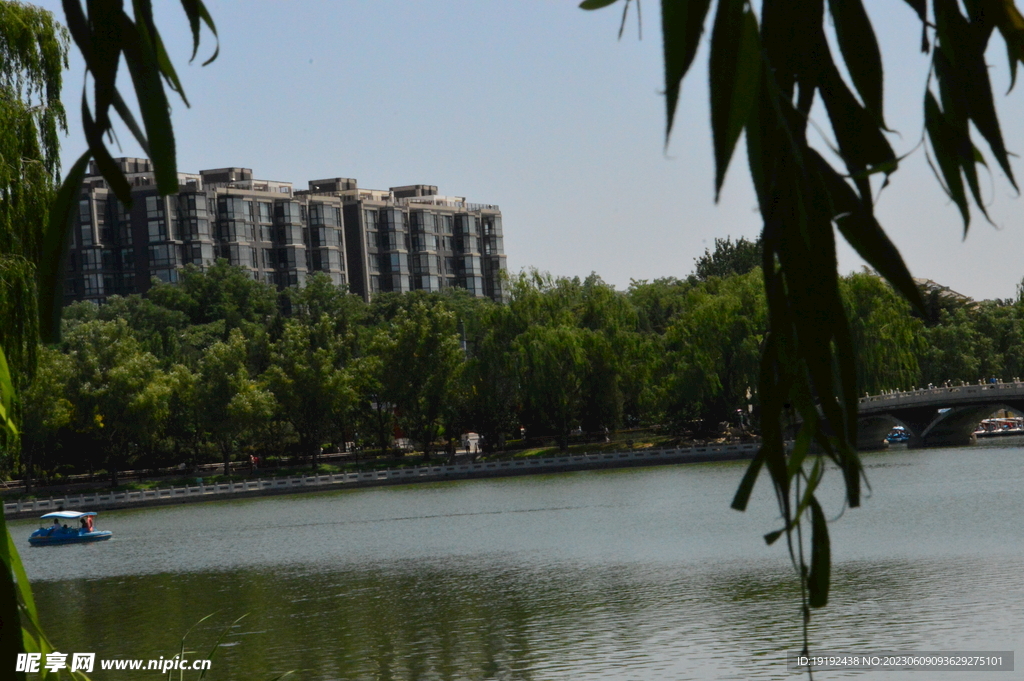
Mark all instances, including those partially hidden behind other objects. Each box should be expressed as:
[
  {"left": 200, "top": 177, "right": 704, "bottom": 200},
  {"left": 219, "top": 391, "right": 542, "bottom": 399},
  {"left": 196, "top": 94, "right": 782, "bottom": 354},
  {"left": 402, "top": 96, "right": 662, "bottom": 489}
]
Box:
[
  {"left": 924, "top": 90, "right": 971, "bottom": 229},
  {"left": 119, "top": 14, "right": 178, "bottom": 195},
  {"left": 39, "top": 152, "right": 91, "bottom": 343},
  {"left": 807, "top": 497, "right": 831, "bottom": 607},
  {"left": 812, "top": 148, "right": 925, "bottom": 314},
  {"left": 662, "top": 0, "right": 712, "bottom": 141},
  {"left": 180, "top": 0, "right": 220, "bottom": 64},
  {"left": 829, "top": 0, "right": 884, "bottom": 125},
  {"left": 709, "top": 1, "right": 760, "bottom": 200}
]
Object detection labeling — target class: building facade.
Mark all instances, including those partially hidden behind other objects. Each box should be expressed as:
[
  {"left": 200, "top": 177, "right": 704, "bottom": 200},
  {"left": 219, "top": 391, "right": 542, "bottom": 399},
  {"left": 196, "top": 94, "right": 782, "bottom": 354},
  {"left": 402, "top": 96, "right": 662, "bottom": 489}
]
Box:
[{"left": 65, "top": 158, "right": 506, "bottom": 305}]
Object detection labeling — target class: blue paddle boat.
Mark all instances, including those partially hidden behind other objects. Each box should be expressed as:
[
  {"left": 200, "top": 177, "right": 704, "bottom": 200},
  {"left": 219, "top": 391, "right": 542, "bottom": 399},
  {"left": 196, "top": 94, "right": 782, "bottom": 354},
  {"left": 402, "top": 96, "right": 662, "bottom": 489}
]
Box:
[{"left": 28, "top": 511, "right": 112, "bottom": 546}]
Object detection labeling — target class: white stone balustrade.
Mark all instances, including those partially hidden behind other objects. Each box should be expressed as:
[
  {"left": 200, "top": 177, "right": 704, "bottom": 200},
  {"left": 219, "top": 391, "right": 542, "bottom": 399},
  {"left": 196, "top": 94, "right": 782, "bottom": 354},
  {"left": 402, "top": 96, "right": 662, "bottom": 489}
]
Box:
[{"left": 4, "top": 442, "right": 759, "bottom": 517}]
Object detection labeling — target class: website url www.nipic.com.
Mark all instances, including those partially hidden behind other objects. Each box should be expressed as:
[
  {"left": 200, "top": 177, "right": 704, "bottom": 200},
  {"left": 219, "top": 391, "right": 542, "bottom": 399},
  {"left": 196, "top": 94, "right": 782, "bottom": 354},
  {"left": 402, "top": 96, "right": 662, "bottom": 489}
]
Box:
[{"left": 16, "top": 652, "right": 212, "bottom": 674}]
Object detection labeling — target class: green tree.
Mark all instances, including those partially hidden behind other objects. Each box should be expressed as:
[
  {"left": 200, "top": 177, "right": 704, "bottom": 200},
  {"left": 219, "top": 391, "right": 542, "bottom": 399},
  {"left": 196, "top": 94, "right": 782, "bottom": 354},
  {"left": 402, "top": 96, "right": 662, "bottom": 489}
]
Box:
[
  {"left": 619, "top": 331, "right": 663, "bottom": 428},
  {"left": 165, "top": 363, "right": 205, "bottom": 470},
  {"left": 577, "top": 274, "right": 637, "bottom": 433},
  {"left": 266, "top": 316, "right": 354, "bottom": 468},
  {"left": 95, "top": 294, "right": 190, "bottom": 361},
  {"left": 63, "top": 319, "right": 170, "bottom": 486},
  {"left": 841, "top": 271, "right": 924, "bottom": 395},
  {"left": 626, "top": 277, "right": 694, "bottom": 335},
  {"left": 660, "top": 269, "right": 765, "bottom": 435},
  {"left": 464, "top": 303, "right": 523, "bottom": 451},
  {"left": 17, "top": 345, "right": 73, "bottom": 489},
  {"left": 692, "top": 236, "right": 763, "bottom": 282},
  {"left": 515, "top": 325, "right": 591, "bottom": 451},
  {"left": 286, "top": 271, "right": 367, "bottom": 335},
  {"left": 352, "top": 353, "right": 396, "bottom": 456},
  {"left": 919, "top": 307, "right": 987, "bottom": 385},
  {"left": 373, "top": 302, "right": 465, "bottom": 459},
  {"left": 196, "top": 329, "right": 273, "bottom": 476},
  {"left": 148, "top": 260, "right": 278, "bottom": 332},
  {"left": 0, "top": 1, "right": 67, "bottom": 388},
  {"left": 970, "top": 300, "right": 1024, "bottom": 380}
]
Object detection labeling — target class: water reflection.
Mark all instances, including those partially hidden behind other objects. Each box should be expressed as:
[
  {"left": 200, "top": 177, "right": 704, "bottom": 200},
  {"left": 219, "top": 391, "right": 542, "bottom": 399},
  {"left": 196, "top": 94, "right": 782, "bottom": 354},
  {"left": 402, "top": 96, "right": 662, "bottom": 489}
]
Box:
[
  {"left": 34, "top": 555, "right": 1023, "bottom": 680},
  {"left": 22, "top": 446, "right": 1024, "bottom": 680}
]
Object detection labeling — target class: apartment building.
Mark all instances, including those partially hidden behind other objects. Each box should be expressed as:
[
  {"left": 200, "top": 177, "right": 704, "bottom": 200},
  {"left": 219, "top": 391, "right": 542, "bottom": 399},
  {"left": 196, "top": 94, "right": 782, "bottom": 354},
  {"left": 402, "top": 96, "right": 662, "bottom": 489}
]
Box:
[{"left": 65, "top": 158, "right": 507, "bottom": 305}]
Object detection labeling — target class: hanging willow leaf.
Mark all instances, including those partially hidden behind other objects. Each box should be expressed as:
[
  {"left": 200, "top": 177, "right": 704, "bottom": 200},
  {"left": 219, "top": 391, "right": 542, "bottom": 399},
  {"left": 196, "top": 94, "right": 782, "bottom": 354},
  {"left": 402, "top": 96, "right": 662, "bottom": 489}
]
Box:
[
  {"left": 924, "top": 90, "right": 972, "bottom": 228},
  {"left": 119, "top": 14, "right": 178, "bottom": 195},
  {"left": 812, "top": 149, "right": 925, "bottom": 313},
  {"left": 662, "top": 0, "right": 712, "bottom": 141},
  {"left": 934, "top": 0, "right": 1018, "bottom": 190},
  {"left": 85, "top": 0, "right": 122, "bottom": 127},
  {"left": 991, "top": 0, "right": 1024, "bottom": 89},
  {"left": 902, "top": 0, "right": 927, "bottom": 23},
  {"left": 181, "top": 0, "right": 220, "bottom": 65},
  {"left": 807, "top": 497, "right": 831, "bottom": 607},
  {"left": 579, "top": 0, "right": 620, "bottom": 9},
  {"left": 81, "top": 94, "right": 132, "bottom": 200},
  {"left": 829, "top": 0, "right": 885, "bottom": 125},
  {"left": 0, "top": 512, "right": 23, "bottom": 681},
  {"left": 111, "top": 87, "right": 151, "bottom": 156},
  {"left": 731, "top": 446, "right": 765, "bottom": 511},
  {"left": 818, "top": 49, "right": 897, "bottom": 202},
  {"left": 963, "top": 59, "right": 1017, "bottom": 190},
  {"left": 0, "top": 345, "right": 16, "bottom": 437},
  {"left": 709, "top": 0, "right": 760, "bottom": 200},
  {"left": 39, "top": 152, "right": 91, "bottom": 343}
]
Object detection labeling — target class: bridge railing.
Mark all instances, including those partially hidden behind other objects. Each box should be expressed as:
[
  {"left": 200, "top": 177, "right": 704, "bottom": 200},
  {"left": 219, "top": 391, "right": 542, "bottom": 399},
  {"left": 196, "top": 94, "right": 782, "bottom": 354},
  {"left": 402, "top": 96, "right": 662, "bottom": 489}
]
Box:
[{"left": 859, "top": 381, "right": 1024, "bottom": 409}]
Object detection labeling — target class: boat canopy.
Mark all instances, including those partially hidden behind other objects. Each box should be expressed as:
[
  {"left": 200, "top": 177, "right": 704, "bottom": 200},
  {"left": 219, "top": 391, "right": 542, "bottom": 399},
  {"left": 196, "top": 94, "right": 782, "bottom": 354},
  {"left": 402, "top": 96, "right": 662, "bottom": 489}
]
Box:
[{"left": 40, "top": 511, "right": 96, "bottom": 519}]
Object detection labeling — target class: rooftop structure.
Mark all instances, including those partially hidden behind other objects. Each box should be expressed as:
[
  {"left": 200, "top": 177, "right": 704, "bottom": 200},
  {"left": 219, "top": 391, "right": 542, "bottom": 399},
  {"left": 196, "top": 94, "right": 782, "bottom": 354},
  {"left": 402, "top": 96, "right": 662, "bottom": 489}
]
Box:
[{"left": 65, "top": 159, "right": 506, "bottom": 304}]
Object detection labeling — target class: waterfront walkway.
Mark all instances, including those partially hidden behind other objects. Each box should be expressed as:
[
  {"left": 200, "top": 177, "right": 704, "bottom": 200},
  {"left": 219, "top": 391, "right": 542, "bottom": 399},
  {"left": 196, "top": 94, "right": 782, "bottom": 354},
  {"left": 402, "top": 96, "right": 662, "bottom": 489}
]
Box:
[{"left": 3, "top": 442, "right": 758, "bottom": 520}]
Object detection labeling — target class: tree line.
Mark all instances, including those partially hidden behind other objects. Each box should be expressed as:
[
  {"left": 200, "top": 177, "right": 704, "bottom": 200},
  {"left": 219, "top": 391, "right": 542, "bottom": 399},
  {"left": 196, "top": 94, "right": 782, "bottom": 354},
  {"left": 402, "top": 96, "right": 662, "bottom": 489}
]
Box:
[{"left": 8, "top": 238, "right": 1022, "bottom": 487}]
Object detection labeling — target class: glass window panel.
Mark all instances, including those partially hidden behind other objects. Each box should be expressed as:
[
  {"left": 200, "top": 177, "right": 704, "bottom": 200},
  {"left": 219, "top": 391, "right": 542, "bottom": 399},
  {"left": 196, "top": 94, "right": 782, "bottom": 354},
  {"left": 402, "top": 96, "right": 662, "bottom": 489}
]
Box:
[
  {"left": 148, "top": 221, "right": 166, "bottom": 242},
  {"left": 146, "top": 195, "right": 165, "bottom": 219}
]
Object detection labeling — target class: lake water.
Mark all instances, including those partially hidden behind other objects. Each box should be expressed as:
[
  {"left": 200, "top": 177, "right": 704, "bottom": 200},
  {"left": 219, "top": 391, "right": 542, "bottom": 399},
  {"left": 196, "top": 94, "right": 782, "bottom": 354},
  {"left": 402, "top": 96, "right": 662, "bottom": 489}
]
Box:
[{"left": 15, "top": 440, "right": 1024, "bottom": 680}]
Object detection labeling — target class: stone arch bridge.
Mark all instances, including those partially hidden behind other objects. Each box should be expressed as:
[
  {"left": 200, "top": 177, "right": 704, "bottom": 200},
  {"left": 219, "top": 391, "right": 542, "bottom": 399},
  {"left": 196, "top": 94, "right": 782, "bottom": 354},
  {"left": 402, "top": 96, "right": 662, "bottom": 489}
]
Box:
[{"left": 858, "top": 382, "right": 1024, "bottom": 449}]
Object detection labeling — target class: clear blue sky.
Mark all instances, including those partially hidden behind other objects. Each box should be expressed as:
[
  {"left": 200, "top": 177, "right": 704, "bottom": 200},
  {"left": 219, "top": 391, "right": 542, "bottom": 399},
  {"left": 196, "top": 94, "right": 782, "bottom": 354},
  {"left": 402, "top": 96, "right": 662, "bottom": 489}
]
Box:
[{"left": 41, "top": 1, "right": 1024, "bottom": 300}]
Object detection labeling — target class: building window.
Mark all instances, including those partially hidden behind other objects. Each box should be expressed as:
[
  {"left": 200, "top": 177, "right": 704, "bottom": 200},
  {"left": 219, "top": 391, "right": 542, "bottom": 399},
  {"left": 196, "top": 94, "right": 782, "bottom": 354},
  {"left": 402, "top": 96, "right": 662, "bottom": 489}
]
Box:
[
  {"left": 148, "top": 220, "right": 166, "bottom": 242},
  {"left": 146, "top": 195, "right": 164, "bottom": 219},
  {"left": 79, "top": 200, "right": 94, "bottom": 246},
  {"left": 363, "top": 209, "right": 378, "bottom": 231},
  {"left": 258, "top": 202, "right": 272, "bottom": 223},
  {"left": 148, "top": 244, "right": 175, "bottom": 266},
  {"left": 275, "top": 201, "right": 301, "bottom": 222},
  {"left": 440, "top": 214, "right": 454, "bottom": 234},
  {"left": 218, "top": 196, "right": 246, "bottom": 219},
  {"left": 309, "top": 203, "right": 340, "bottom": 227},
  {"left": 153, "top": 268, "right": 179, "bottom": 284},
  {"left": 81, "top": 249, "right": 102, "bottom": 271},
  {"left": 83, "top": 274, "right": 104, "bottom": 296},
  {"left": 179, "top": 193, "right": 207, "bottom": 216}
]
